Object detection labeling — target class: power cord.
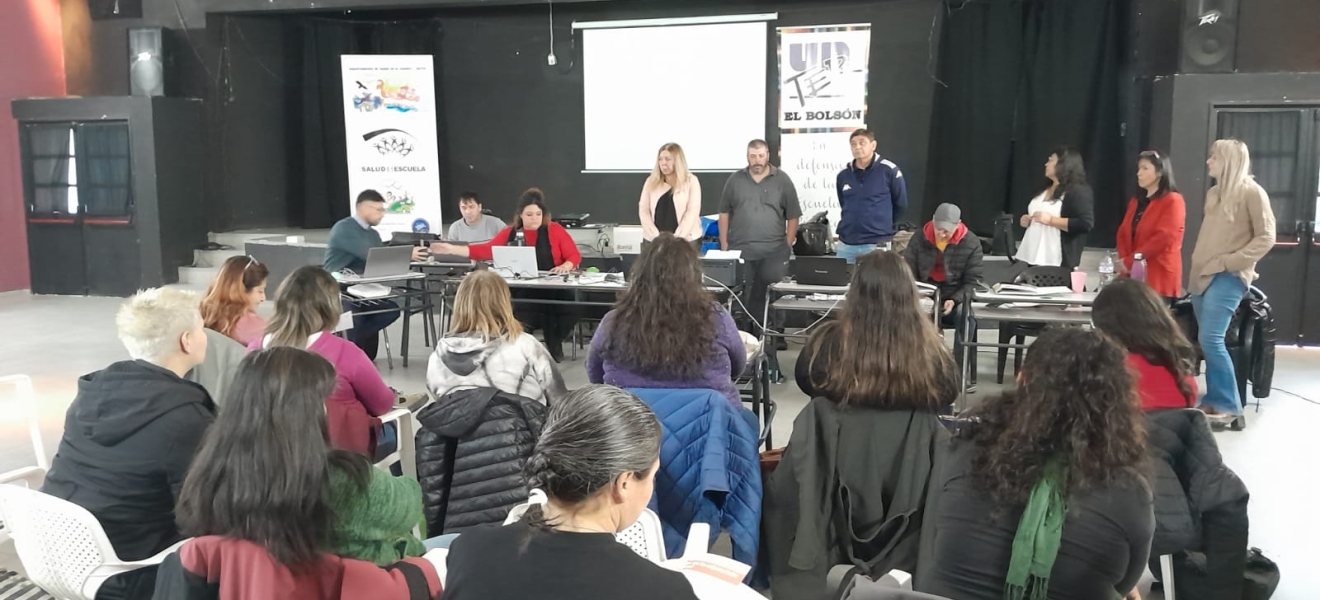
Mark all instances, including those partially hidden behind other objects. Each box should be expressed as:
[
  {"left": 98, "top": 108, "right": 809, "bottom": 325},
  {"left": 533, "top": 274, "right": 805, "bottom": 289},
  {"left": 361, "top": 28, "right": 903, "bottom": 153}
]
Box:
[
  {"left": 700, "top": 274, "right": 844, "bottom": 338},
  {"left": 1271, "top": 387, "right": 1320, "bottom": 406}
]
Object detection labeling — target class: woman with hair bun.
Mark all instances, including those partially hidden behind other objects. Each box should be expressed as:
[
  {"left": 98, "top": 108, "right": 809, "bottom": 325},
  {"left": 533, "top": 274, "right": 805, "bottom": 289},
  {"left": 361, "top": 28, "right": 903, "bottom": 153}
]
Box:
[{"left": 442, "top": 384, "right": 699, "bottom": 600}]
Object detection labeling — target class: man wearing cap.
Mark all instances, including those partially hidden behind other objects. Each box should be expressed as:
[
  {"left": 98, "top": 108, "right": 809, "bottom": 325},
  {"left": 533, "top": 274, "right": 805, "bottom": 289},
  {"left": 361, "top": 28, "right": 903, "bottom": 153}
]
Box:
[{"left": 905, "top": 203, "right": 983, "bottom": 390}]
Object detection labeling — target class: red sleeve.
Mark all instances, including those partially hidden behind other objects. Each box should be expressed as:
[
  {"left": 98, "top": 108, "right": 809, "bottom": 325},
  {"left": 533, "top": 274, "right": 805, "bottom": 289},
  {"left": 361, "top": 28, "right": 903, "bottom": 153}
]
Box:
[
  {"left": 467, "top": 226, "right": 512, "bottom": 261},
  {"left": 1115, "top": 198, "right": 1136, "bottom": 267},
  {"left": 551, "top": 223, "right": 582, "bottom": 267},
  {"left": 1135, "top": 192, "right": 1185, "bottom": 260}
]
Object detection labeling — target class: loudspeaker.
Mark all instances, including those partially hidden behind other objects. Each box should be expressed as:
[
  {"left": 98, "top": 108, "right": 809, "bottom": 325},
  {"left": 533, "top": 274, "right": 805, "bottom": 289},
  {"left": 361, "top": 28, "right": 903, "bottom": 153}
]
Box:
[
  {"left": 128, "top": 27, "right": 168, "bottom": 97},
  {"left": 1179, "top": 0, "right": 1239, "bottom": 73},
  {"left": 88, "top": 0, "right": 143, "bottom": 19}
]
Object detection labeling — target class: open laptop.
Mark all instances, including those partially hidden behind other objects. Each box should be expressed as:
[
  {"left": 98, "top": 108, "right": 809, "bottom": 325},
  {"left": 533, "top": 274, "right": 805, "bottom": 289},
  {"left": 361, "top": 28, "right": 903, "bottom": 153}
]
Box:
[
  {"left": 350, "top": 245, "right": 414, "bottom": 279},
  {"left": 492, "top": 246, "right": 540, "bottom": 279},
  {"left": 792, "top": 256, "right": 850, "bottom": 287}
]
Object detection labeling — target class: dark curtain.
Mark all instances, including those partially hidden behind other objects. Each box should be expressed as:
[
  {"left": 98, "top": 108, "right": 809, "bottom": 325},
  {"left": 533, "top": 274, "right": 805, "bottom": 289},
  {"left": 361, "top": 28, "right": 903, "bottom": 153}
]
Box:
[
  {"left": 290, "top": 18, "right": 443, "bottom": 229},
  {"left": 26, "top": 124, "right": 72, "bottom": 214},
  {"left": 77, "top": 122, "right": 133, "bottom": 216},
  {"left": 926, "top": 0, "right": 1130, "bottom": 245}
]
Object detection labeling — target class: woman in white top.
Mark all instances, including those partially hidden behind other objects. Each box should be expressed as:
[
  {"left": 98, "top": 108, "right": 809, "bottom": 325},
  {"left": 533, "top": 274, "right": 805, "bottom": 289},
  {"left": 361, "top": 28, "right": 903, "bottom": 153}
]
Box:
[
  {"left": 428, "top": 270, "right": 568, "bottom": 404},
  {"left": 1015, "top": 152, "right": 1069, "bottom": 266},
  {"left": 1016, "top": 148, "right": 1096, "bottom": 269},
  {"left": 639, "top": 143, "right": 704, "bottom": 242}
]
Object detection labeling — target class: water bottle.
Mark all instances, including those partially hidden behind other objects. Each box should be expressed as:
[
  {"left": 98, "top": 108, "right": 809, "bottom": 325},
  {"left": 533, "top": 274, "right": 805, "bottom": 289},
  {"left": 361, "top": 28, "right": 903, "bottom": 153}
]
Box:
[
  {"left": 514, "top": 230, "right": 526, "bottom": 247},
  {"left": 1098, "top": 252, "right": 1116, "bottom": 289},
  {"left": 1131, "top": 253, "right": 1148, "bottom": 282}
]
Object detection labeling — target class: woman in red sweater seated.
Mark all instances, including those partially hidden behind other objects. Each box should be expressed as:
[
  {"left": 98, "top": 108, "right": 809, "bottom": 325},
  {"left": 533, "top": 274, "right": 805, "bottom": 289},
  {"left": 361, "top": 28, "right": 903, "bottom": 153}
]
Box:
[
  {"left": 1116, "top": 149, "right": 1186, "bottom": 300},
  {"left": 433, "top": 188, "right": 583, "bottom": 361},
  {"left": 1092, "top": 278, "right": 1198, "bottom": 410}
]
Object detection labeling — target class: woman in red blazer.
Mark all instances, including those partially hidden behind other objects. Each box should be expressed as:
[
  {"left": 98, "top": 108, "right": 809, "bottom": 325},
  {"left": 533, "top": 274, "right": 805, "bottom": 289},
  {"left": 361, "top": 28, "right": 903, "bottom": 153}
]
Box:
[
  {"left": 1116, "top": 150, "right": 1186, "bottom": 300},
  {"left": 432, "top": 188, "right": 582, "bottom": 361}
]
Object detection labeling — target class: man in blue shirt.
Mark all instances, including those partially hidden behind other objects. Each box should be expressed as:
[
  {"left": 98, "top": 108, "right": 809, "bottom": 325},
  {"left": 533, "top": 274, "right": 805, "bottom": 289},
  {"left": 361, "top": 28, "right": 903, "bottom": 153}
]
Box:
[
  {"left": 835, "top": 129, "right": 908, "bottom": 263},
  {"left": 325, "top": 190, "right": 425, "bottom": 360}
]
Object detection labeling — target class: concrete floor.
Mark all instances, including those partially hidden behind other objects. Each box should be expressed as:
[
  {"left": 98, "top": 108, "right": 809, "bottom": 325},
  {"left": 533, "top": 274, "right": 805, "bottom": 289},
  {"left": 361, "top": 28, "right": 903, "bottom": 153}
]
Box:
[{"left": 1, "top": 289, "right": 1317, "bottom": 598}]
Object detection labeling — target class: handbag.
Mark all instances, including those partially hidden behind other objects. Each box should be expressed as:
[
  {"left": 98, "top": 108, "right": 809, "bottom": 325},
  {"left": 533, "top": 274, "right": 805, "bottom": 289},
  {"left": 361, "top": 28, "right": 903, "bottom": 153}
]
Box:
[{"left": 795, "top": 211, "right": 831, "bottom": 256}]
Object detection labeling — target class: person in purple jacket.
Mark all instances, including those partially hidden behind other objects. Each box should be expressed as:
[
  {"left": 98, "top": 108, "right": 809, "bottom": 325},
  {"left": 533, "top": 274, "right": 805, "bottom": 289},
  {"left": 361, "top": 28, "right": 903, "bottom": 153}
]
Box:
[{"left": 588, "top": 233, "right": 747, "bottom": 404}]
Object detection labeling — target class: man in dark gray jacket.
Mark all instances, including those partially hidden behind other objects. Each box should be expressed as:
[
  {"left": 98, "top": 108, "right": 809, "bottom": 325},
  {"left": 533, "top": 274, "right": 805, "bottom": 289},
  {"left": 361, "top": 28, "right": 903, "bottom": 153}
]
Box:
[{"left": 905, "top": 203, "right": 983, "bottom": 388}]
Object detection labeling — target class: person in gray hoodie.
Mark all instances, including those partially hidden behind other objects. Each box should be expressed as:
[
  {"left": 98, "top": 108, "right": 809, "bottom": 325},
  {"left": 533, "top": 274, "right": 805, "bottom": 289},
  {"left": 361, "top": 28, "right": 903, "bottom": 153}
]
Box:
[
  {"left": 42, "top": 288, "right": 216, "bottom": 600},
  {"left": 427, "top": 270, "right": 567, "bottom": 404}
]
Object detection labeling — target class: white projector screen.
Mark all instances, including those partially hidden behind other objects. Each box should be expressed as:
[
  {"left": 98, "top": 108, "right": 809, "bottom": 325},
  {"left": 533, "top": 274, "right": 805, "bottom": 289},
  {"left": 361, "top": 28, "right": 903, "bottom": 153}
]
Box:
[{"left": 582, "top": 21, "right": 768, "bottom": 172}]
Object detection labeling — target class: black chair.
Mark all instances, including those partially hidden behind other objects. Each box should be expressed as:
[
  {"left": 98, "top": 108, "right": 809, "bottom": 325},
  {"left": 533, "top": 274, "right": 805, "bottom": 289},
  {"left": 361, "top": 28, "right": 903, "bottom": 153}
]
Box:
[{"left": 995, "top": 266, "right": 1072, "bottom": 383}]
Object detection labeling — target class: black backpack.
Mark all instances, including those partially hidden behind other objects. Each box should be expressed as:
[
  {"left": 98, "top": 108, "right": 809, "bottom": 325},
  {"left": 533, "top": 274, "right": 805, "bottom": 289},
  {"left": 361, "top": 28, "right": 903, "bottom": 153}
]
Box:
[{"left": 794, "top": 211, "right": 831, "bottom": 256}]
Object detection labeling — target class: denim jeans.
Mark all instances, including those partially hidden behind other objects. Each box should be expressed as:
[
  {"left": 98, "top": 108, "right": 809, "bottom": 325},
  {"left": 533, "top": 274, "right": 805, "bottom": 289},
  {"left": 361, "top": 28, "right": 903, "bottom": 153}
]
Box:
[
  {"left": 1191, "top": 272, "right": 1248, "bottom": 414},
  {"left": 424, "top": 533, "right": 460, "bottom": 550},
  {"left": 835, "top": 242, "right": 879, "bottom": 264}
]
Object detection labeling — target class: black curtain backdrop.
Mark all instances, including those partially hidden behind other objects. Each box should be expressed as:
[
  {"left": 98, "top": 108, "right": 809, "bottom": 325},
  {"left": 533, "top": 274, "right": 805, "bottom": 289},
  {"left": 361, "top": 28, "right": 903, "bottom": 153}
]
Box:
[
  {"left": 291, "top": 18, "right": 444, "bottom": 229},
  {"left": 926, "top": 0, "right": 1130, "bottom": 246}
]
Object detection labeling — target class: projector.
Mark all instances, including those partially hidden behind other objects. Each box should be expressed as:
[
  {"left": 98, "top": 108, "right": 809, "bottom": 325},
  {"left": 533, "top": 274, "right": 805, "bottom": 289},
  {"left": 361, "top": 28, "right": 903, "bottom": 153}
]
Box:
[{"left": 554, "top": 213, "right": 590, "bottom": 228}]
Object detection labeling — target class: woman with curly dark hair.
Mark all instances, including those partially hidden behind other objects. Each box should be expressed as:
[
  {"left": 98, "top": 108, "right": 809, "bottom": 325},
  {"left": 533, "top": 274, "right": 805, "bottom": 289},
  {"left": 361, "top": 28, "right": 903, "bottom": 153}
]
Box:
[
  {"left": 1093, "top": 278, "right": 1198, "bottom": 410},
  {"left": 587, "top": 233, "right": 746, "bottom": 404},
  {"left": 922, "top": 328, "right": 1152, "bottom": 600}
]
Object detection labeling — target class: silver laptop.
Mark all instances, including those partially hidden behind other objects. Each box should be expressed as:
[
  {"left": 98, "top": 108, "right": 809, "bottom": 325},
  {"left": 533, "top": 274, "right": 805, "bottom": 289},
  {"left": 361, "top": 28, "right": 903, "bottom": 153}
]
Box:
[
  {"left": 492, "top": 246, "right": 540, "bottom": 279},
  {"left": 360, "top": 245, "right": 414, "bottom": 278}
]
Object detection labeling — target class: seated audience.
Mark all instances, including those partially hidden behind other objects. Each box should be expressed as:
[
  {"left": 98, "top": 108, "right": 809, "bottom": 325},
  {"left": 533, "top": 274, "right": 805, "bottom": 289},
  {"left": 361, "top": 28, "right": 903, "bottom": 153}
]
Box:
[
  {"left": 903, "top": 202, "right": 983, "bottom": 385},
  {"left": 43, "top": 288, "right": 216, "bottom": 600},
  {"left": 431, "top": 188, "right": 582, "bottom": 361},
  {"left": 428, "top": 269, "right": 567, "bottom": 404},
  {"left": 923, "top": 328, "right": 1152, "bottom": 600},
  {"left": 184, "top": 328, "right": 245, "bottom": 406},
  {"left": 1092, "top": 278, "right": 1198, "bottom": 410},
  {"left": 588, "top": 233, "right": 746, "bottom": 404},
  {"left": 250, "top": 266, "right": 394, "bottom": 456},
  {"left": 767, "top": 250, "right": 957, "bottom": 597},
  {"left": 180, "top": 348, "right": 424, "bottom": 564},
  {"left": 443, "top": 385, "right": 699, "bottom": 600},
  {"left": 326, "top": 189, "right": 425, "bottom": 360},
  {"left": 447, "top": 190, "right": 505, "bottom": 243},
  {"left": 156, "top": 347, "right": 441, "bottom": 599},
  {"left": 199, "top": 255, "right": 269, "bottom": 346}
]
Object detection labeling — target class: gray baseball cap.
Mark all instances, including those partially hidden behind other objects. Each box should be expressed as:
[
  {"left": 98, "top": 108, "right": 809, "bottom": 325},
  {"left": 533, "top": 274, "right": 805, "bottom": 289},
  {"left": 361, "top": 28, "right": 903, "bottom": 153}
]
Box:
[{"left": 933, "top": 203, "right": 961, "bottom": 230}]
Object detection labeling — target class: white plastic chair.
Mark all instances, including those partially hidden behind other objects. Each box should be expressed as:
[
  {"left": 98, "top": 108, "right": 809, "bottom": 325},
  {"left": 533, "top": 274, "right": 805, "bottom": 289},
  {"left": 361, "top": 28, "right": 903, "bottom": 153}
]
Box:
[
  {"left": 504, "top": 491, "right": 667, "bottom": 563},
  {"left": 0, "top": 484, "right": 185, "bottom": 600},
  {"left": 0, "top": 374, "right": 50, "bottom": 545},
  {"left": 376, "top": 407, "right": 417, "bottom": 479}
]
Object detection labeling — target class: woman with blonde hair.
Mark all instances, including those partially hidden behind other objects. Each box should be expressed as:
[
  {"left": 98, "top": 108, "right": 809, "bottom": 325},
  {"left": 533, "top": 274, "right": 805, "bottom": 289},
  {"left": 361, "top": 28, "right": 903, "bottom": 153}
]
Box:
[
  {"left": 427, "top": 269, "right": 567, "bottom": 404},
  {"left": 1188, "top": 138, "right": 1276, "bottom": 418},
  {"left": 639, "top": 143, "right": 704, "bottom": 243},
  {"left": 248, "top": 266, "right": 395, "bottom": 456},
  {"left": 199, "top": 255, "right": 269, "bottom": 346}
]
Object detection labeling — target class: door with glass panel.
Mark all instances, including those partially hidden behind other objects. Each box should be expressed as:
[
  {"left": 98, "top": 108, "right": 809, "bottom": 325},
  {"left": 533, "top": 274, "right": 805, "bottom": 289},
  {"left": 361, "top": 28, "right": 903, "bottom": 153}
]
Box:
[{"left": 1214, "top": 107, "right": 1320, "bottom": 345}]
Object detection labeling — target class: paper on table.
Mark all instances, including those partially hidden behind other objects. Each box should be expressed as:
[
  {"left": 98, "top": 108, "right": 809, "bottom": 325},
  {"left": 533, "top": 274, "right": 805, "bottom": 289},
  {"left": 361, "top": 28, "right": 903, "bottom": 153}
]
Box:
[{"left": 703, "top": 250, "right": 742, "bottom": 260}]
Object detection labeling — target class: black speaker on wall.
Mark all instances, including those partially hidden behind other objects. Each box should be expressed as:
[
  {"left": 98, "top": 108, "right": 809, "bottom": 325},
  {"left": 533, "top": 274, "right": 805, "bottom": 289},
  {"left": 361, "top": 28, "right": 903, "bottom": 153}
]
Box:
[
  {"left": 129, "top": 27, "right": 168, "bottom": 97},
  {"left": 1179, "top": 0, "right": 1239, "bottom": 73},
  {"left": 88, "top": 0, "right": 143, "bottom": 19}
]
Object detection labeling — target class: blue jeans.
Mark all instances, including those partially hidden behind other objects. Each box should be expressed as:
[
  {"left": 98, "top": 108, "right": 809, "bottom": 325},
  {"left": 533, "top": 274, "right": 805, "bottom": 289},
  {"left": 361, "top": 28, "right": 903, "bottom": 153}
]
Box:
[
  {"left": 1191, "top": 272, "right": 1248, "bottom": 415},
  {"left": 423, "top": 533, "right": 460, "bottom": 550},
  {"left": 835, "top": 243, "right": 879, "bottom": 264}
]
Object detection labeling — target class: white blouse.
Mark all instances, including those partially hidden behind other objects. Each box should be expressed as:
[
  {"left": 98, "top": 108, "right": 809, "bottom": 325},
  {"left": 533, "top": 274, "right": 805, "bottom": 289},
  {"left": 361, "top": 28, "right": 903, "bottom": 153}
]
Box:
[{"left": 1015, "top": 191, "right": 1063, "bottom": 267}]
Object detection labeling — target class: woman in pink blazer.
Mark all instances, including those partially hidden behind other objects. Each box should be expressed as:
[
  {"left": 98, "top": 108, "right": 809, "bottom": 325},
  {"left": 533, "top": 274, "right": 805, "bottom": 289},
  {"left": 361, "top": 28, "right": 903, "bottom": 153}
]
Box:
[{"left": 639, "top": 142, "right": 704, "bottom": 242}]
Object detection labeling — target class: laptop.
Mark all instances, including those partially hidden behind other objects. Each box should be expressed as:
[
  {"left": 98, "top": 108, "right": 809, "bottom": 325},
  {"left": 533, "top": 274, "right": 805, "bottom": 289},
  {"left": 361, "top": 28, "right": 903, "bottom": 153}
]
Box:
[
  {"left": 793, "top": 256, "right": 850, "bottom": 287},
  {"left": 354, "top": 245, "right": 414, "bottom": 279},
  {"left": 492, "top": 246, "right": 540, "bottom": 279}
]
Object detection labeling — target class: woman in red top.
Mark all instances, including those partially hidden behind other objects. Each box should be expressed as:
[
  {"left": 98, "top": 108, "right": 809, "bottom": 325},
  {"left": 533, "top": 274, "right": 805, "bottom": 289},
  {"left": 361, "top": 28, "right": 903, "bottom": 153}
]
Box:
[
  {"left": 1116, "top": 150, "right": 1186, "bottom": 300},
  {"left": 433, "top": 188, "right": 583, "bottom": 361},
  {"left": 1092, "top": 278, "right": 1198, "bottom": 410}
]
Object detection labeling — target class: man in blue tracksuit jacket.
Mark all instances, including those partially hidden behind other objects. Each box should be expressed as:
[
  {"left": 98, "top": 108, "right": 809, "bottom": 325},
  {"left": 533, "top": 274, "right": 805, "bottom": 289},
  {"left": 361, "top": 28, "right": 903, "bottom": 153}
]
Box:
[{"left": 835, "top": 128, "right": 908, "bottom": 263}]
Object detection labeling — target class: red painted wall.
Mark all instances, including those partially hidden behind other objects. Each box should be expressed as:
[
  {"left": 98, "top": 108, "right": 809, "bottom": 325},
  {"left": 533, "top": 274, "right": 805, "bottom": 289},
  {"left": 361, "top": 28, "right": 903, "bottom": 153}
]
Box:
[{"left": 0, "top": 0, "right": 66, "bottom": 292}]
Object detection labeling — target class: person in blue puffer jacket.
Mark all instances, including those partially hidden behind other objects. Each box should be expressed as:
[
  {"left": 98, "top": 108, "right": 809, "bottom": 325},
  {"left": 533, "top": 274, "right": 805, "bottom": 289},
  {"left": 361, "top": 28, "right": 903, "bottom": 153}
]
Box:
[{"left": 835, "top": 128, "right": 908, "bottom": 263}]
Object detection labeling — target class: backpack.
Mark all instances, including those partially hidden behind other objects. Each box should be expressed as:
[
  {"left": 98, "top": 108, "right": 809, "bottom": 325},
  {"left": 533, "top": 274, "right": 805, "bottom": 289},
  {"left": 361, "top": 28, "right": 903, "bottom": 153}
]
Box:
[{"left": 794, "top": 211, "right": 831, "bottom": 256}]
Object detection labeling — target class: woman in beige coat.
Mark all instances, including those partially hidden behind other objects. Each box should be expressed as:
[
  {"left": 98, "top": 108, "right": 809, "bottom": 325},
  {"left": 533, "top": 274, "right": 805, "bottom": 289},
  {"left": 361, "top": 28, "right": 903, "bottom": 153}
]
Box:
[
  {"left": 638, "top": 143, "right": 704, "bottom": 244},
  {"left": 1188, "top": 139, "right": 1276, "bottom": 418}
]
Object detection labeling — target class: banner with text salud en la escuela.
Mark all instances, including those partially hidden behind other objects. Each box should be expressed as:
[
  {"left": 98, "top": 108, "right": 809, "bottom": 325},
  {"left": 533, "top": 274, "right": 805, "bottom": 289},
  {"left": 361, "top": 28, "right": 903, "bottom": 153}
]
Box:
[
  {"left": 341, "top": 54, "right": 442, "bottom": 239},
  {"left": 776, "top": 24, "right": 870, "bottom": 228}
]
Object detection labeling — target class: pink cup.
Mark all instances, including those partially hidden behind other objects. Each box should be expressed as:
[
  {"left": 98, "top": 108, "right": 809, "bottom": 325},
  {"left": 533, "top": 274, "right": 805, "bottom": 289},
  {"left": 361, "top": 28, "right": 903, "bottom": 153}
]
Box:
[{"left": 1070, "top": 270, "right": 1086, "bottom": 293}]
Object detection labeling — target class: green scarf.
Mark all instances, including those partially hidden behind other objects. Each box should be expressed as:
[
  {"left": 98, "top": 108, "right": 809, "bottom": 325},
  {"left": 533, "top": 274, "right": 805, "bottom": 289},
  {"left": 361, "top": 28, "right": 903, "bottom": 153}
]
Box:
[{"left": 1005, "top": 459, "right": 1068, "bottom": 600}]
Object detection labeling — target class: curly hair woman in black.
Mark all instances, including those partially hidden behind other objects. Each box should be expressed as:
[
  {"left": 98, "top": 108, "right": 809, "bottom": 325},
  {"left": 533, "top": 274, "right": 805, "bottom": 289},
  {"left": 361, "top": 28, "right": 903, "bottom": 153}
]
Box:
[{"left": 922, "top": 328, "right": 1152, "bottom": 600}]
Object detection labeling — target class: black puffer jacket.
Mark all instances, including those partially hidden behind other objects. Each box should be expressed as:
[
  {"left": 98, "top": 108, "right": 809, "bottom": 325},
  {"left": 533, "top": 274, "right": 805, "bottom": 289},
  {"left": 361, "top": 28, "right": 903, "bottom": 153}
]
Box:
[
  {"left": 416, "top": 387, "right": 546, "bottom": 535},
  {"left": 1144, "top": 409, "right": 1249, "bottom": 600}
]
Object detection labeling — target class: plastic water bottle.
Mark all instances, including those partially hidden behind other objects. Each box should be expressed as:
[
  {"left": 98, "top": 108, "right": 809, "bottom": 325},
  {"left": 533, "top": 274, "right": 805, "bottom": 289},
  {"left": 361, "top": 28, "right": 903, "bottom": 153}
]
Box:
[
  {"left": 1131, "top": 253, "right": 1148, "bottom": 282},
  {"left": 514, "top": 230, "right": 526, "bottom": 247},
  {"left": 1098, "top": 252, "right": 1116, "bottom": 289}
]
